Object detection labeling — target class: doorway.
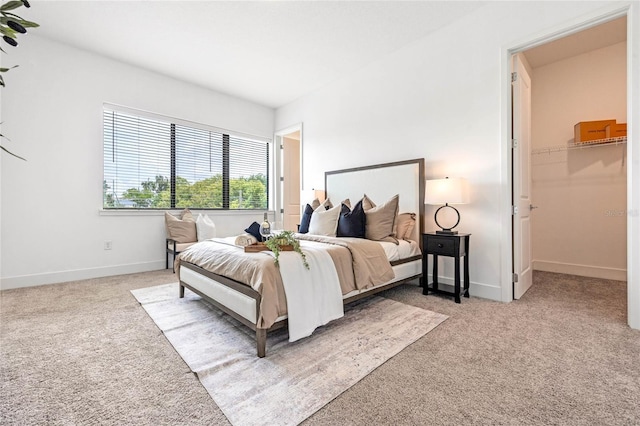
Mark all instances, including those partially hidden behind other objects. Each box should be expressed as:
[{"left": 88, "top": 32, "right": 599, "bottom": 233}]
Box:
[
  {"left": 274, "top": 124, "right": 303, "bottom": 231},
  {"left": 508, "top": 12, "right": 635, "bottom": 326}
]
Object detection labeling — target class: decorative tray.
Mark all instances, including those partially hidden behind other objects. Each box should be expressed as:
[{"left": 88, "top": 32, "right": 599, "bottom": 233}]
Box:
[{"left": 244, "top": 243, "right": 294, "bottom": 253}]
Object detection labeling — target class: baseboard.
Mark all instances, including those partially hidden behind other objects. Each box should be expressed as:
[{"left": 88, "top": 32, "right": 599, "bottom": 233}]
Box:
[
  {"left": 533, "top": 260, "right": 626, "bottom": 281},
  {"left": 0, "top": 261, "right": 166, "bottom": 290},
  {"left": 426, "top": 274, "right": 501, "bottom": 301}
]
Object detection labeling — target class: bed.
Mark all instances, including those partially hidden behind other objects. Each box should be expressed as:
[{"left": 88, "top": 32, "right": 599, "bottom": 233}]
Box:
[{"left": 176, "top": 158, "right": 425, "bottom": 357}]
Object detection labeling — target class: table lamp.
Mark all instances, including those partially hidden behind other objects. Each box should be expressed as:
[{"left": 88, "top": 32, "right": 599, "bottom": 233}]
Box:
[{"left": 425, "top": 177, "right": 469, "bottom": 234}]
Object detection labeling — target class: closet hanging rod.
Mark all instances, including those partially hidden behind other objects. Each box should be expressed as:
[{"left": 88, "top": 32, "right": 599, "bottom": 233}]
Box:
[{"left": 531, "top": 136, "right": 627, "bottom": 155}]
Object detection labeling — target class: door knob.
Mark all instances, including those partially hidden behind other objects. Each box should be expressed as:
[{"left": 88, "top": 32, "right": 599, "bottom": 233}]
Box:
[{"left": 530, "top": 204, "right": 539, "bottom": 210}]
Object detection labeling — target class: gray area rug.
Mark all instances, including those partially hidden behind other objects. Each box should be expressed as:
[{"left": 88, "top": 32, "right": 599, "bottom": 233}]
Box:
[{"left": 131, "top": 283, "right": 448, "bottom": 426}]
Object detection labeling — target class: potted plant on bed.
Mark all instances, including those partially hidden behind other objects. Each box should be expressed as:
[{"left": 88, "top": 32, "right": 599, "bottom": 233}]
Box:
[{"left": 265, "top": 230, "right": 309, "bottom": 269}]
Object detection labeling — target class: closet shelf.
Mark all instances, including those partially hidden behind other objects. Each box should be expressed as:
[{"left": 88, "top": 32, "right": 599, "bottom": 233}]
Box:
[{"left": 531, "top": 136, "right": 627, "bottom": 155}]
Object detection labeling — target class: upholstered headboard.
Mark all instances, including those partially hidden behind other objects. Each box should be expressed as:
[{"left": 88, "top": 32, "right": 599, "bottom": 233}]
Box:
[{"left": 324, "top": 158, "right": 425, "bottom": 246}]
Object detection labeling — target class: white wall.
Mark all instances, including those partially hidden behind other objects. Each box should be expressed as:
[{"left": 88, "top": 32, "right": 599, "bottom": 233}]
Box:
[
  {"left": 275, "top": 1, "right": 639, "bottom": 310},
  {"left": 531, "top": 42, "right": 627, "bottom": 280},
  {"left": 0, "top": 35, "right": 275, "bottom": 289}
]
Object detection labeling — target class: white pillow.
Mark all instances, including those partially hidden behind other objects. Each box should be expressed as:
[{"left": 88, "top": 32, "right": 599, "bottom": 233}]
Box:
[
  {"left": 308, "top": 204, "right": 341, "bottom": 236},
  {"left": 196, "top": 214, "right": 217, "bottom": 241}
]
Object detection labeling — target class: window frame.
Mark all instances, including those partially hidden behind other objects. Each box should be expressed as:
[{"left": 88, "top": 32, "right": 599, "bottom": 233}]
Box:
[{"left": 102, "top": 103, "right": 272, "bottom": 212}]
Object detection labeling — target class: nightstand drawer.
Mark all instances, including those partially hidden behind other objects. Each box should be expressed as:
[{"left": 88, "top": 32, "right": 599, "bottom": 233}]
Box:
[{"left": 426, "top": 237, "right": 456, "bottom": 256}]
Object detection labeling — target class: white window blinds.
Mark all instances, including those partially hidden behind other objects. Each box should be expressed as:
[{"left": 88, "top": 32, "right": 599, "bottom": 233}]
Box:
[{"left": 103, "top": 108, "right": 269, "bottom": 210}]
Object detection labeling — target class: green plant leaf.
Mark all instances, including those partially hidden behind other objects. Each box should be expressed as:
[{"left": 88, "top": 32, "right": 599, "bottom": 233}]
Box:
[
  {"left": 0, "top": 26, "right": 17, "bottom": 37},
  {"left": 0, "top": 65, "right": 17, "bottom": 72},
  {"left": 1, "top": 11, "right": 24, "bottom": 19},
  {"left": 18, "top": 19, "right": 37, "bottom": 28},
  {"left": 0, "top": 1, "right": 23, "bottom": 12}
]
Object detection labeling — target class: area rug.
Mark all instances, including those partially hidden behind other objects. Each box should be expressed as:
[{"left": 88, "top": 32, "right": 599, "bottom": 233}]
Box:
[{"left": 131, "top": 283, "right": 448, "bottom": 426}]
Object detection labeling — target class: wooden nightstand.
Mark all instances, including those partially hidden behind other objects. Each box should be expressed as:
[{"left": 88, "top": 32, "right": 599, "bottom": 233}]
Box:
[{"left": 420, "top": 232, "right": 470, "bottom": 303}]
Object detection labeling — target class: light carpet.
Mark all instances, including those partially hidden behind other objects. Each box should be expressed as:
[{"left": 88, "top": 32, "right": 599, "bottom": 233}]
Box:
[{"left": 131, "top": 283, "right": 448, "bottom": 426}]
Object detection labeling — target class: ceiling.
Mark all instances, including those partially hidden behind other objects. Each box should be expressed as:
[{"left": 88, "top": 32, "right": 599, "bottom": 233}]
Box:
[
  {"left": 21, "top": 2, "right": 626, "bottom": 108},
  {"left": 26, "top": 1, "right": 487, "bottom": 109},
  {"left": 523, "top": 16, "right": 627, "bottom": 68}
]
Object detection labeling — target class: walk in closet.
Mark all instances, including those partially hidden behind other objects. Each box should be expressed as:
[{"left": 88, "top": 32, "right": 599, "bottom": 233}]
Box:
[{"left": 524, "top": 17, "right": 627, "bottom": 281}]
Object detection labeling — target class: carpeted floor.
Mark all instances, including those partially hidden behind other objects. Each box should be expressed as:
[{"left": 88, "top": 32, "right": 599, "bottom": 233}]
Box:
[{"left": 1, "top": 270, "right": 639, "bottom": 425}]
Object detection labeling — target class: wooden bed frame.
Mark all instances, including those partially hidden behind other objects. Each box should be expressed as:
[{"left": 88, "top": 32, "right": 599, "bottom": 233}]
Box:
[{"left": 179, "top": 158, "right": 425, "bottom": 357}]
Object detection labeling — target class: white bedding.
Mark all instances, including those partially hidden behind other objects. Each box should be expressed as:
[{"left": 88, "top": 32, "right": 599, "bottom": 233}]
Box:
[
  {"left": 379, "top": 239, "right": 421, "bottom": 262},
  {"left": 272, "top": 240, "right": 343, "bottom": 341}
]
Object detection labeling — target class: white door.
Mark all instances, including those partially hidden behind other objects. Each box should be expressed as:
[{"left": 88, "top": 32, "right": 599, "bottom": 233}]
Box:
[
  {"left": 282, "top": 135, "right": 301, "bottom": 231},
  {"left": 512, "top": 54, "right": 533, "bottom": 299}
]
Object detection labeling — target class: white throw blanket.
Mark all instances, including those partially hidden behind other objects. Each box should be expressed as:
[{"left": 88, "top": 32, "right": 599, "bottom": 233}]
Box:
[{"left": 271, "top": 240, "right": 343, "bottom": 342}]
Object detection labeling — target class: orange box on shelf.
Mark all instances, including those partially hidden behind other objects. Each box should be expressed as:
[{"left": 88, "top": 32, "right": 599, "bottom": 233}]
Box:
[
  {"left": 605, "top": 123, "right": 627, "bottom": 139},
  {"left": 574, "top": 119, "right": 617, "bottom": 143}
]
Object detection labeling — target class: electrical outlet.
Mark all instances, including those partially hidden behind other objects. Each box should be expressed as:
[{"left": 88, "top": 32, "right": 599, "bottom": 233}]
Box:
[{"left": 104, "top": 240, "right": 112, "bottom": 250}]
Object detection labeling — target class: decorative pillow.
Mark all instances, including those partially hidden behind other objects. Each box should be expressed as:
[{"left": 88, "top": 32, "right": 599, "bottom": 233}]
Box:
[
  {"left": 180, "top": 208, "right": 194, "bottom": 222},
  {"left": 298, "top": 203, "right": 314, "bottom": 234},
  {"left": 316, "top": 197, "right": 334, "bottom": 211},
  {"left": 196, "top": 214, "right": 216, "bottom": 241},
  {"left": 244, "top": 221, "right": 263, "bottom": 242},
  {"left": 308, "top": 204, "right": 341, "bottom": 236},
  {"left": 310, "top": 198, "right": 321, "bottom": 210},
  {"left": 394, "top": 213, "right": 416, "bottom": 240},
  {"left": 165, "top": 209, "right": 197, "bottom": 243},
  {"left": 337, "top": 199, "right": 365, "bottom": 238},
  {"left": 364, "top": 194, "right": 399, "bottom": 244},
  {"left": 362, "top": 194, "right": 376, "bottom": 211},
  {"left": 342, "top": 198, "right": 351, "bottom": 209}
]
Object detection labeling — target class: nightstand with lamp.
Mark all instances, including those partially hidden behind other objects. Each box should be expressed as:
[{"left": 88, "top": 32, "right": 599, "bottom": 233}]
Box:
[{"left": 421, "top": 177, "right": 471, "bottom": 303}]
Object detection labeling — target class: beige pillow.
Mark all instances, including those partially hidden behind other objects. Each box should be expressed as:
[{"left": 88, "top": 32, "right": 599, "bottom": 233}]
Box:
[
  {"left": 165, "top": 209, "right": 197, "bottom": 243},
  {"left": 365, "top": 194, "right": 399, "bottom": 244},
  {"left": 394, "top": 213, "right": 416, "bottom": 240},
  {"left": 362, "top": 194, "right": 376, "bottom": 211},
  {"left": 181, "top": 208, "right": 194, "bottom": 222},
  {"left": 315, "top": 197, "right": 334, "bottom": 211}
]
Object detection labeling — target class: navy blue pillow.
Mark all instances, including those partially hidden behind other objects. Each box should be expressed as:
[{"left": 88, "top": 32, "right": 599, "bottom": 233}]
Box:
[
  {"left": 337, "top": 199, "right": 366, "bottom": 238},
  {"left": 298, "top": 204, "right": 314, "bottom": 234},
  {"left": 245, "top": 221, "right": 263, "bottom": 242}
]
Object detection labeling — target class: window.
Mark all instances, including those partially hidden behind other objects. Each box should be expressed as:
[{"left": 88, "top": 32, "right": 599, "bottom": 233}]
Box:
[{"left": 103, "top": 107, "right": 270, "bottom": 210}]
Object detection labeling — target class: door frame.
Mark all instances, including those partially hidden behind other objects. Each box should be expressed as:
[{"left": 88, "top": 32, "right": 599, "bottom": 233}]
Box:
[
  {"left": 500, "top": 3, "right": 639, "bottom": 329},
  {"left": 273, "top": 122, "right": 303, "bottom": 228}
]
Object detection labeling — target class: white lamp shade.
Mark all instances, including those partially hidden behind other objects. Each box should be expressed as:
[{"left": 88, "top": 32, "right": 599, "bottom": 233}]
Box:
[
  {"left": 300, "top": 188, "right": 326, "bottom": 205},
  {"left": 300, "top": 189, "right": 315, "bottom": 205},
  {"left": 425, "top": 177, "right": 469, "bottom": 205}
]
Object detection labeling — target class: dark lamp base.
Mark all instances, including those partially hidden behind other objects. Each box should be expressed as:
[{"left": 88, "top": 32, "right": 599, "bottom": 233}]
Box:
[
  {"left": 436, "top": 230, "right": 458, "bottom": 235},
  {"left": 434, "top": 204, "right": 462, "bottom": 236}
]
